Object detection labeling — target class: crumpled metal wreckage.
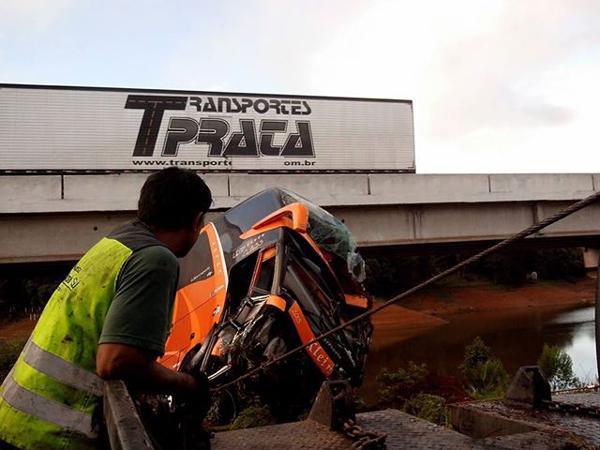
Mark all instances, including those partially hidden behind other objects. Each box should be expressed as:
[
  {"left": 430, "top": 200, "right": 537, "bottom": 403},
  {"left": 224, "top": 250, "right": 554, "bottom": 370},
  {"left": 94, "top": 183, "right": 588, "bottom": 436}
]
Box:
[{"left": 140, "top": 188, "right": 373, "bottom": 447}]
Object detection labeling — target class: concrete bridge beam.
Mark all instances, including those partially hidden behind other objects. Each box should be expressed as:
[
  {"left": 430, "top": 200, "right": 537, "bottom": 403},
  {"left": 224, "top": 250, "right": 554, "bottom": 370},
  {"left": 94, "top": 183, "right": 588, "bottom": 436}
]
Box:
[{"left": 1, "top": 173, "right": 600, "bottom": 264}]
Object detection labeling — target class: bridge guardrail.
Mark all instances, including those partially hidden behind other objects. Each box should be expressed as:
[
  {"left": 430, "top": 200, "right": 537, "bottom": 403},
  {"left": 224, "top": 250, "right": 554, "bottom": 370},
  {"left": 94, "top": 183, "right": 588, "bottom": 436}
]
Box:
[{"left": 103, "top": 380, "right": 154, "bottom": 450}]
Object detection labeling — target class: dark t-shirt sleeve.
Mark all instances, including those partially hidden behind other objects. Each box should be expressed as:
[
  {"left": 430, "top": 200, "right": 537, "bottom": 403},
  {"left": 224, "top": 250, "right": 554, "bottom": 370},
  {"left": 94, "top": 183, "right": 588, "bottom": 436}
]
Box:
[{"left": 99, "top": 245, "right": 179, "bottom": 357}]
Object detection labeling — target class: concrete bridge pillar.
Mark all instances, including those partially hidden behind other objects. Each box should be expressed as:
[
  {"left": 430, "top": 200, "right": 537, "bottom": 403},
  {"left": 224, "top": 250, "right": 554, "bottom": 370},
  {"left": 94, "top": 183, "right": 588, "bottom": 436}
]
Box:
[{"left": 583, "top": 248, "right": 599, "bottom": 269}]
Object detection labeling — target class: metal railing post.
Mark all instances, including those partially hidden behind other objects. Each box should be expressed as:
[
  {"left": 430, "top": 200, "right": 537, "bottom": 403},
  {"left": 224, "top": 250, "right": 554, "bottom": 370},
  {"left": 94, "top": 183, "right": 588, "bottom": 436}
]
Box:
[{"left": 103, "top": 380, "right": 154, "bottom": 450}]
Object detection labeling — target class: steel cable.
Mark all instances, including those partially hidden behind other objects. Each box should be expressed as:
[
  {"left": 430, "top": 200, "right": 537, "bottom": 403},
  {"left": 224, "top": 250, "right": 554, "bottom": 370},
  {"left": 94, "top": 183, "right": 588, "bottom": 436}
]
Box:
[{"left": 214, "top": 190, "right": 600, "bottom": 392}]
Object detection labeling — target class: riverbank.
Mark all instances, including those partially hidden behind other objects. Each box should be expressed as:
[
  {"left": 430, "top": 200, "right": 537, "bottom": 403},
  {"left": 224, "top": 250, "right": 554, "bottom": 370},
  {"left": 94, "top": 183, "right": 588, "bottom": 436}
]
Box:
[
  {"left": 0, "top": 318, "right": 36, "bottom": 340},
  {"left": 0, "top": 277, "right": 595, "bottom": 344},
  {"left": 360, "top": 277, "right": 597, "bottom": 403},
  {"left": 370, "top": 277, "right": 595, "bottom": 347}
]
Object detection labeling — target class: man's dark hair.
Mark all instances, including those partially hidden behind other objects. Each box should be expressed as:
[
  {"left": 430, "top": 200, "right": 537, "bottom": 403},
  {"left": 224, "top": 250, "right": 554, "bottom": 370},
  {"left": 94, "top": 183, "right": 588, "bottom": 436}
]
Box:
[{"left": 138, "top": 168, "right": 212, "bottom": 230}]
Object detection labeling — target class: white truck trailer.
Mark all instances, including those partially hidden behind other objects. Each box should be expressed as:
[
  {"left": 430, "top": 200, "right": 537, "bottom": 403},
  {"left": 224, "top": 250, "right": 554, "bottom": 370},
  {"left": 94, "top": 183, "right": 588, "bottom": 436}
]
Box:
[{"left": 0, "top": 84, "right": 415, "bottom": 173}]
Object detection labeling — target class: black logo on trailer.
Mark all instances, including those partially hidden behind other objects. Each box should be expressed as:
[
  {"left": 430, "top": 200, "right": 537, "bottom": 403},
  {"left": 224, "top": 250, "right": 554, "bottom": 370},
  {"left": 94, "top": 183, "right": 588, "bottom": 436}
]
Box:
[{"left": 125, "top": 95, "right": 315, "bottom": 159}]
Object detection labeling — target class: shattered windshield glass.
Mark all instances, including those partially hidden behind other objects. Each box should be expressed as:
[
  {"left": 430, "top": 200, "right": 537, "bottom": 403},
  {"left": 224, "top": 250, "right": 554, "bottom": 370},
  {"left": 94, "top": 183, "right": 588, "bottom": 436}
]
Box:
[{"left": 279, "top": 189, "right": 366, "bottom": 283}]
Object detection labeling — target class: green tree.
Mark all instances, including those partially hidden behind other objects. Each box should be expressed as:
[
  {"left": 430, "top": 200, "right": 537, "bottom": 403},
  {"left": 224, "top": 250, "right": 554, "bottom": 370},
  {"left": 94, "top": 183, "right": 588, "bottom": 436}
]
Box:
[
  {"left": 537, "top": 344, "right": 581, "bottom": 390},
  {"left": 459, "top": 337, "right": 509, "bottom": 398}
]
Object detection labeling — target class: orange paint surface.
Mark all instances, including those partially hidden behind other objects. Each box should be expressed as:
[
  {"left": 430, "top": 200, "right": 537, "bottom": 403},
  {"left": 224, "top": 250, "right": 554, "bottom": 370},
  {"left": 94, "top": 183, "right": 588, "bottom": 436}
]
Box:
[
  {"left": 159, "top": 224, "right": 227, "bottom": 370},
  {"left": 344, "top": 294, "right": 369, "bottom": 309},
  {"left": 266, "top": 295, "right": 287, "bottom": 312},
  {"left": 288, "top": 302, "right": 335, "bottom": 377}
]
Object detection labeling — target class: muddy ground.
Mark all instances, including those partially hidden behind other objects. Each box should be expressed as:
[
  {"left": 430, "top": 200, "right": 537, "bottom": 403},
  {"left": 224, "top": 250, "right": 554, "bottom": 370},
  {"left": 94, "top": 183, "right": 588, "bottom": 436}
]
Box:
[{"left": 1, "top": 277, "right": 594, "bottom": 346}]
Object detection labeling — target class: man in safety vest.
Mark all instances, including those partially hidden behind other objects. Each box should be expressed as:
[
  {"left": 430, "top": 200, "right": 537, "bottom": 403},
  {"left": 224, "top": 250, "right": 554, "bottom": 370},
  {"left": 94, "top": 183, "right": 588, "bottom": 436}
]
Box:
[{"left": 0, "top": 167, "right": 212, "bottom": 450}]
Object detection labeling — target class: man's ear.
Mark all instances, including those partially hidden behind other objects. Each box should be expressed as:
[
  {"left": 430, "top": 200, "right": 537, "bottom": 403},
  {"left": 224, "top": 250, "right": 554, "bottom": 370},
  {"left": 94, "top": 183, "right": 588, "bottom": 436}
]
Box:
[{"left": 193, "top": 211, "right": 205, "bottom": 231}]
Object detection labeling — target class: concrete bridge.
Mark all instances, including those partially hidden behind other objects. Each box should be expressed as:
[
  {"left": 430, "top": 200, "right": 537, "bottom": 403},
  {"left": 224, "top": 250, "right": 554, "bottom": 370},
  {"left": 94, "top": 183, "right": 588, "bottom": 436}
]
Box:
[{"left": 1, "top": 173, "right": 600, "bottom": 264}]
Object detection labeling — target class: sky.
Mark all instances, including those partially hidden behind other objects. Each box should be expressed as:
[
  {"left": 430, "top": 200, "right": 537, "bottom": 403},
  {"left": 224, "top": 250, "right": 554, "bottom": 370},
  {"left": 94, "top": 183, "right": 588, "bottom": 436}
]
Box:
[{"left": 1, "top": 0, "right": 599, "bottom": 174}]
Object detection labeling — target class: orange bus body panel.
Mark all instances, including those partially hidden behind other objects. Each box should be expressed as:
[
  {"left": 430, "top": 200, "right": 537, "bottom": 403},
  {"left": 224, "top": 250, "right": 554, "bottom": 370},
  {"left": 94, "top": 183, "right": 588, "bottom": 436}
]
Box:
[
  {"left": 344, "top": 294, "right": 369, "bottom": 309},
  {"left": 288, "top": 302, "right": 335, "bottom": 377},
  {"left": 159, "top": 223, "right": 228, "bottom": 371}
]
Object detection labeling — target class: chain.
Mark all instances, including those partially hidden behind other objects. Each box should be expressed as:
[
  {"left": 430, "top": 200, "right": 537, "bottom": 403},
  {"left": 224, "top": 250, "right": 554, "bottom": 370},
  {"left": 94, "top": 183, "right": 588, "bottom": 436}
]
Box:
[
  {"left": 541, "top": 400, "right": 600, "bottom": 419},
  {"left": 214, "top": 190, "right": 600, "bottom": 393},
  {"left": 342, "top": 419, "right": 387, "bottom": 450}
]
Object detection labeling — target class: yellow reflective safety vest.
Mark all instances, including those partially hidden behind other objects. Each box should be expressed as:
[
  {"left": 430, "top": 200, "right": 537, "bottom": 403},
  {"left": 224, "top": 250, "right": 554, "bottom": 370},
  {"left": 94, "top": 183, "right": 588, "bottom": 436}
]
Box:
[{"left": 0, "top": 221, "right": 165, "bottom": 450}]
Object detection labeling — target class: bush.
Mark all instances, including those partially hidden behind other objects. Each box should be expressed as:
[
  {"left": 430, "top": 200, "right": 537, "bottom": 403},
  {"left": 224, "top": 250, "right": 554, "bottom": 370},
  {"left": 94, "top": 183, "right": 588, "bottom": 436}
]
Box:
[
  {"left": 469, "top": 251, "right": 534, "bottom": 285},
  {"left": 365, "top": 254, "right": 459, "bottom": 297},
  {"left": 534, "top": 249, "right": 585, "bottom": 281},
  {"left": 0, "top": 338, "right": 26, "bottom": 381},
  {"left": 229, "top": 406, "right": 275, "bottom": 430},
  {"left": 0, "top": 264, "right": 69, "bottom": 322},
  {"left": 376, "top": 362, "right": 428, "bottom": 409},
  {"left": 404, "top": 394, "right": 447, "bottom": 425},
  {"left": 460, "top": 337, "right": 509, "bottom": 398},
  {"left": 466, "top": 248, "right": 585, "bottom": 285},
  {"left": 365, "top": 247, "right": 585, "bottom": 295},
  {"left": 376, "top": 362, "right": 455, "bottom": 425},
  {"left": 538, "top": 344, "right": 581, "bottom": 390}
]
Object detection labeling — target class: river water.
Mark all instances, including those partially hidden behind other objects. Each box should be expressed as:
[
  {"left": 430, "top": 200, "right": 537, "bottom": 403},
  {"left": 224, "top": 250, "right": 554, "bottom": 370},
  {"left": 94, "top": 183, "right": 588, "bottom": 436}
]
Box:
[{"left": 361, "top": 304, "right": 597, "bottom": 401}]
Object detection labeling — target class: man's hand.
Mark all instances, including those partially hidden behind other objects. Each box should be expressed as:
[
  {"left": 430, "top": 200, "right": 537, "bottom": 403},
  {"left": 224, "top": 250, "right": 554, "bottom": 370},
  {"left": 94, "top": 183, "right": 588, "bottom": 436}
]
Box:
[{"left": 177, "top": 371, "right": 211, "bottom": 417}]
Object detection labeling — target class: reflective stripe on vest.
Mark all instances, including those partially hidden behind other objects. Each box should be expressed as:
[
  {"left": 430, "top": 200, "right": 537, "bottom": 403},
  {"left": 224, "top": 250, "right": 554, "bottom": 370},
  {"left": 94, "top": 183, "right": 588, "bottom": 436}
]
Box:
[
  {"left": 22, "top": 340, "right": 104, "bottom": 397},
  {"left": 0, "top": 236, "right": 144, "bottom": 450},
  {"left": 0, "top": 375, "right": 97, "bottom": 439}
]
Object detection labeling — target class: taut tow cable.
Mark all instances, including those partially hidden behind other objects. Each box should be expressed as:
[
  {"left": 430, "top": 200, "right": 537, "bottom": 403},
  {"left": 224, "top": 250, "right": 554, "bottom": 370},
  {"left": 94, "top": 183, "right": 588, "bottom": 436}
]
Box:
[{"left": 214, "top": 190, "right": 600, "bottom": 393}]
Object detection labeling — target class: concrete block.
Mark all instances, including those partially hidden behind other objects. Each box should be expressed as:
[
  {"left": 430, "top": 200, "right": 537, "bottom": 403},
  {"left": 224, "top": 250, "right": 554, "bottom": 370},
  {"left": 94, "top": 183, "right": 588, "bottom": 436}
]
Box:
[
  {"left": 593, "top": 174, "right": 600, "bottom": 191},
  {"left": 329, "top": 205, "right": 414, "bottom": 246},
  {"left": 0, "top": 175, "right": 61, "bottom": 203},
  {"left": 448, "top": 403, "right": 537, "bottom": 439},
  {"left": 416, "top": 203, "right": 533, "bottom": 241},
  {"left": 228, "top": 174, "right": 369, "bottom": 204},
  {"left": 369, "top": 174, "right": 490, "bottom": 203},
  {"left": 583, "top": 248, "right": 599, "bottom": 268},
  {"left": 481, "top": 431, "right": 588, "bottom": 450},
  {"left": 63, "top": 174, "right": 147, "bottom": 203},
  {"left": 0, "top": 212, "right": 135, "bottom": 263},
  {"left": 534, "top": 201, "right": 600, "bottom": 235},
  {"left": 63, "top": 173, "right": 229, "bottom": 210},
  {"left": 490, "top": 174, "right": 593, "bottom": 198}
]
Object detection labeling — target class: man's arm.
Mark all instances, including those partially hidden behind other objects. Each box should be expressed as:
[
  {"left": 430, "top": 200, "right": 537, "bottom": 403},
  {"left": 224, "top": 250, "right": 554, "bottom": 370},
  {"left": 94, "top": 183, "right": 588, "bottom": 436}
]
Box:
[
  {"left": 97, "top": 246, "right": 203, "bottom": 398},
  {"left": 96, "top": 343, "right": 199, "bottom": 396}
]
